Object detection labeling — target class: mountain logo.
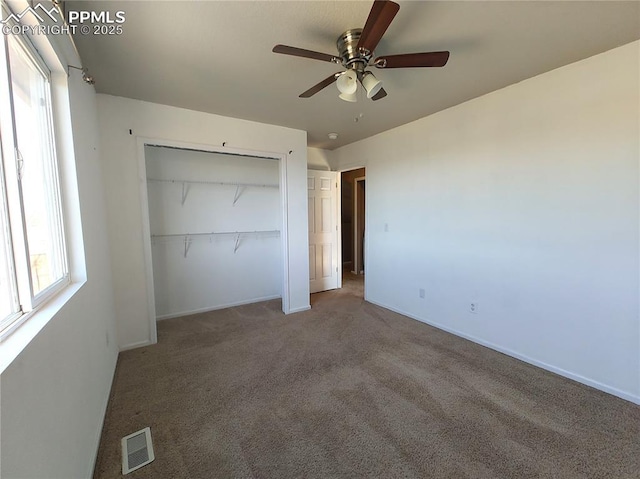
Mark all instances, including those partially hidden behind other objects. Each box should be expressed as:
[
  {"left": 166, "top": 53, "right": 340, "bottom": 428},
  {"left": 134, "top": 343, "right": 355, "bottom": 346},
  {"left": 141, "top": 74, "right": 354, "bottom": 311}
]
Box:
[{"left": 1, "top": 3, "right": 60, "bottom": 24}]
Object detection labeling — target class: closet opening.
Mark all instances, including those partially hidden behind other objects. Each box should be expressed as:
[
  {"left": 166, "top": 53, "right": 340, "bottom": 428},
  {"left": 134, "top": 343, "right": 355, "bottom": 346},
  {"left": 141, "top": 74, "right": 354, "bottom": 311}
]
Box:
[{"left": 137, "top": 140, "right": 290, "bottom": 341}]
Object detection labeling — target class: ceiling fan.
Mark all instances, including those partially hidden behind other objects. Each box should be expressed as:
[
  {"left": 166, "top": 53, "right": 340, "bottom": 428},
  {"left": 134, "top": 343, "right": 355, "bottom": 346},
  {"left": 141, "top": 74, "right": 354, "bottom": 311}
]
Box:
[{"left": 272, "top": 0, "right": 450, "bottom": 102}]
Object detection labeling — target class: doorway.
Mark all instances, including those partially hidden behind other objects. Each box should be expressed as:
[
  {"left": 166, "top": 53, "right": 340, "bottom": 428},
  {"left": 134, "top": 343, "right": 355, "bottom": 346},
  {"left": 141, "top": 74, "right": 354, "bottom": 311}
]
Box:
[
  {"left": 340, "top": 168, "right": 365, "bottom": 294},
  {"left": 354, "top": 176, "right": 365, "bottom": 275}
]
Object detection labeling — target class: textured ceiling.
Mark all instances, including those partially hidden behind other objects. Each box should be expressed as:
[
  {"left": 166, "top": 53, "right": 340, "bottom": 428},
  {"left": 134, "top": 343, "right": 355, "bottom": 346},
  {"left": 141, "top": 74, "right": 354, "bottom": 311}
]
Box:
[{"left": 70, "top": 1, "right": 640, "bottom": 149}]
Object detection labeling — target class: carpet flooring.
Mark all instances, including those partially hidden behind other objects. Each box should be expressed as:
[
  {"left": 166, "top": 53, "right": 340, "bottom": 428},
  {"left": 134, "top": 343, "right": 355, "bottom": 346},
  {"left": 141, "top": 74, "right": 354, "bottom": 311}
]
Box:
[{"left": 94, "top": 274, "right": 639, "bottom": 478}]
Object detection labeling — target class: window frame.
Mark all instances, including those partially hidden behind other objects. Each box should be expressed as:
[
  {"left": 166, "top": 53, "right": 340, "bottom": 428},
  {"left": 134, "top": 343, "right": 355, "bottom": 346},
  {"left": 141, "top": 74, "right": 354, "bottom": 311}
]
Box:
[
  {"left": 0, "top": 6, "right": 70, "bottom": 341},
  {"left": 0, "top": 136, "right": 21, "bottom": 332}
]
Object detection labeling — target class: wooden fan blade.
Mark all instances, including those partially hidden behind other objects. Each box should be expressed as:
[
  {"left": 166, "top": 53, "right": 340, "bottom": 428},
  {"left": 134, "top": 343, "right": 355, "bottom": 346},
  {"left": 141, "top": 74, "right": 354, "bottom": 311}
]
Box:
[
  {"left": 273, "top": 45, "right": 340, "bottom": 64},
  {"left": 374, "top": 51, "right": 450, "bottom": 69},
  {"left": 299, "top": 73, "right": 340, "bottom": 98},
  {"left": 371, "top": 87, "right": 387, "bottom": 101},
  {"left": 357, "top": 0, "right": 400, "bottom": 54}
]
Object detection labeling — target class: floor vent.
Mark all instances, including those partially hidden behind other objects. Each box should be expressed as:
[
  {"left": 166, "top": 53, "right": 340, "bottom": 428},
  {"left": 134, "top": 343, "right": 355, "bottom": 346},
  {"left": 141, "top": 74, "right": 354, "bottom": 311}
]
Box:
[{"left": 122, "top": 427, "right": 155, "bottom": 474}]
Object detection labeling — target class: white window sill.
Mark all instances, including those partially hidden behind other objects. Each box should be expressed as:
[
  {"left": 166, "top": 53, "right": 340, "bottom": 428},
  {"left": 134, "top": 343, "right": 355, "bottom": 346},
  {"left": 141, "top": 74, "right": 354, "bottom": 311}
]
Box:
[{"left": 0, "top": 280, "right": 85, "bottom": 374}]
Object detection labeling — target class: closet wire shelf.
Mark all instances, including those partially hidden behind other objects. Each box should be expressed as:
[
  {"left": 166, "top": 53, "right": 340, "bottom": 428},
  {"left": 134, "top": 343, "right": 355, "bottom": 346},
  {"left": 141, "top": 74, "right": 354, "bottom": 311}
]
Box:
[
  {"left": 147, "top": 178, "right": 279, "bottom": 206},
  {"left": 151, "top": 230, "right": 281, "bottom": 257}
]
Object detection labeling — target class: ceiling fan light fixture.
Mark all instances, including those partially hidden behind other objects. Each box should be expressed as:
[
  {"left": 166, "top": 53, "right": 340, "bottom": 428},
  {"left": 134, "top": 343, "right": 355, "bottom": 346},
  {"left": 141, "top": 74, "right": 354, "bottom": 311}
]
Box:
[
  {"left": 362, "top": 71, "right": 382, "bottom": 99},
  {"left": 339, "top": 91, "right": 358, "bottom": 102},
  {"left": 336, "top": 69, "right": 358, "bottom": 94}
]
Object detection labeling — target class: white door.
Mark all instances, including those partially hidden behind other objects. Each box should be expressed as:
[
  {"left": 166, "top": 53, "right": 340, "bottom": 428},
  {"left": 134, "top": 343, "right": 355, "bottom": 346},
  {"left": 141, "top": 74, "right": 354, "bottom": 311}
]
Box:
[{"left": 308, "top": 170, "right": 338, "bottom": 293}]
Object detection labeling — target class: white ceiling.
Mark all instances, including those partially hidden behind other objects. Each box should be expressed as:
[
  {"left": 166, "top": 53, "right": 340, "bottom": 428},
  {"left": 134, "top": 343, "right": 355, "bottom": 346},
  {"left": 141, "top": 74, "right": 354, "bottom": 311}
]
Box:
[{"left": 69, "top": 1, "right": 640, "bottom": 150}]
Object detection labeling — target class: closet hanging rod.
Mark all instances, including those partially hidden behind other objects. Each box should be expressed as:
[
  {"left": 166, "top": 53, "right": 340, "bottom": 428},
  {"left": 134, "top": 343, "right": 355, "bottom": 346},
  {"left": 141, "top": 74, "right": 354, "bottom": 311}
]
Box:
[
  {"left": 147, "top": 178, "right": 278, "bottom": 189},
  {"left": 151, "top": 230, "right": 280, "bottom": 239}
]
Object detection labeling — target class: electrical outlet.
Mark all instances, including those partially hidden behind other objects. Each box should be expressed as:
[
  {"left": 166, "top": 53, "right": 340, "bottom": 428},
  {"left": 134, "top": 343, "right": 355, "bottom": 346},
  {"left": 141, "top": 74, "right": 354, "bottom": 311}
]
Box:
[
  {"left": 470, "top": 302, "right": 478, "bottom": 314},
  {"left": 419, "top": 288, "right": 425, "bottom": 299}
]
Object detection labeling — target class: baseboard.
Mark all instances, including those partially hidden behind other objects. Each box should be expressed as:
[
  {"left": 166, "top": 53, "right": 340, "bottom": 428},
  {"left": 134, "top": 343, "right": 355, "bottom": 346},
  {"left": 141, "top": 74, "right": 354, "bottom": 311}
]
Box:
[
  {"left": 156, "top": 295, "right": 282, "bottom": 320},
  {"left": 286, "top": 305, "right": 311, "bottom": 314},
  {"left": 119, "top": 339, "right": 154, "bottom": 352},
  {"left": 366, "top": 298, "right": 640, "bottom": 405}
]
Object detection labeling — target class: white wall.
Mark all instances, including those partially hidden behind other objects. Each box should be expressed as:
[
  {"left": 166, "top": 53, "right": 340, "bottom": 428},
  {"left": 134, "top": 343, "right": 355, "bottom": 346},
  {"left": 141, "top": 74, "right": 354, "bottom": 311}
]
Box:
[
  {"left": 0, "top": 44, "right": 118, "bottom": 479},
  {"left": 307, "top": 147, "right": 333, "bottom": 170},
  {"left": 332, "top": 41, "right": 640, "bottom": 403},
  {"left": 146, "top": 147, "right": 281, "bottom": 318},
  {"left": 97, "top": 95, "right": 310, "bottom": 350}
]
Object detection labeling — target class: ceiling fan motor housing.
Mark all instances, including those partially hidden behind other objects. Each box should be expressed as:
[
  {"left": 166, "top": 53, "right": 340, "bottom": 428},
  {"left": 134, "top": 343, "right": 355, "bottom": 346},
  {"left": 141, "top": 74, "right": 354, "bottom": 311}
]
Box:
[{"left": 337, "top": 29, "right": 371, "bottom": 70}]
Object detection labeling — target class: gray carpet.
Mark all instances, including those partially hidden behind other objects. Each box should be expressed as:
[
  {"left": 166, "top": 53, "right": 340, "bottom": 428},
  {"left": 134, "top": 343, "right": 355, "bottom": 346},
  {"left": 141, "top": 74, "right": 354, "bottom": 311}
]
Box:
[{"left": 94, "top": 274, "right": 640, "bottom": 478}]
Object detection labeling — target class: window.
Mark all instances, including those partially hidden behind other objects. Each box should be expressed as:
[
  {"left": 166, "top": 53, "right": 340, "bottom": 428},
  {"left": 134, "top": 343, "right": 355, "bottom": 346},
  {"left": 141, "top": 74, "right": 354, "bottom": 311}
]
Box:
[{"left": 0, "top": 16, "right": 69, "bottom": 339}]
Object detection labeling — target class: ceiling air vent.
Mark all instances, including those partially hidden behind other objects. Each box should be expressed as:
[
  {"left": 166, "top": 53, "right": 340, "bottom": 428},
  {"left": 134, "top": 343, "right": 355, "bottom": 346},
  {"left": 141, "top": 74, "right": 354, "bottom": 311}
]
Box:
[{"left": 122, "top": 427, "right": 155, "bottom": 474}]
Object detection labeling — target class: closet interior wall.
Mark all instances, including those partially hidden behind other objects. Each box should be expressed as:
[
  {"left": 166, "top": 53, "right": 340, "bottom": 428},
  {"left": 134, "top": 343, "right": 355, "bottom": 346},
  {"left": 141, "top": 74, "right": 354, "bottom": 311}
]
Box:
[{"left": 145, "top": 146, "right": 282, "bottom": 319}]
